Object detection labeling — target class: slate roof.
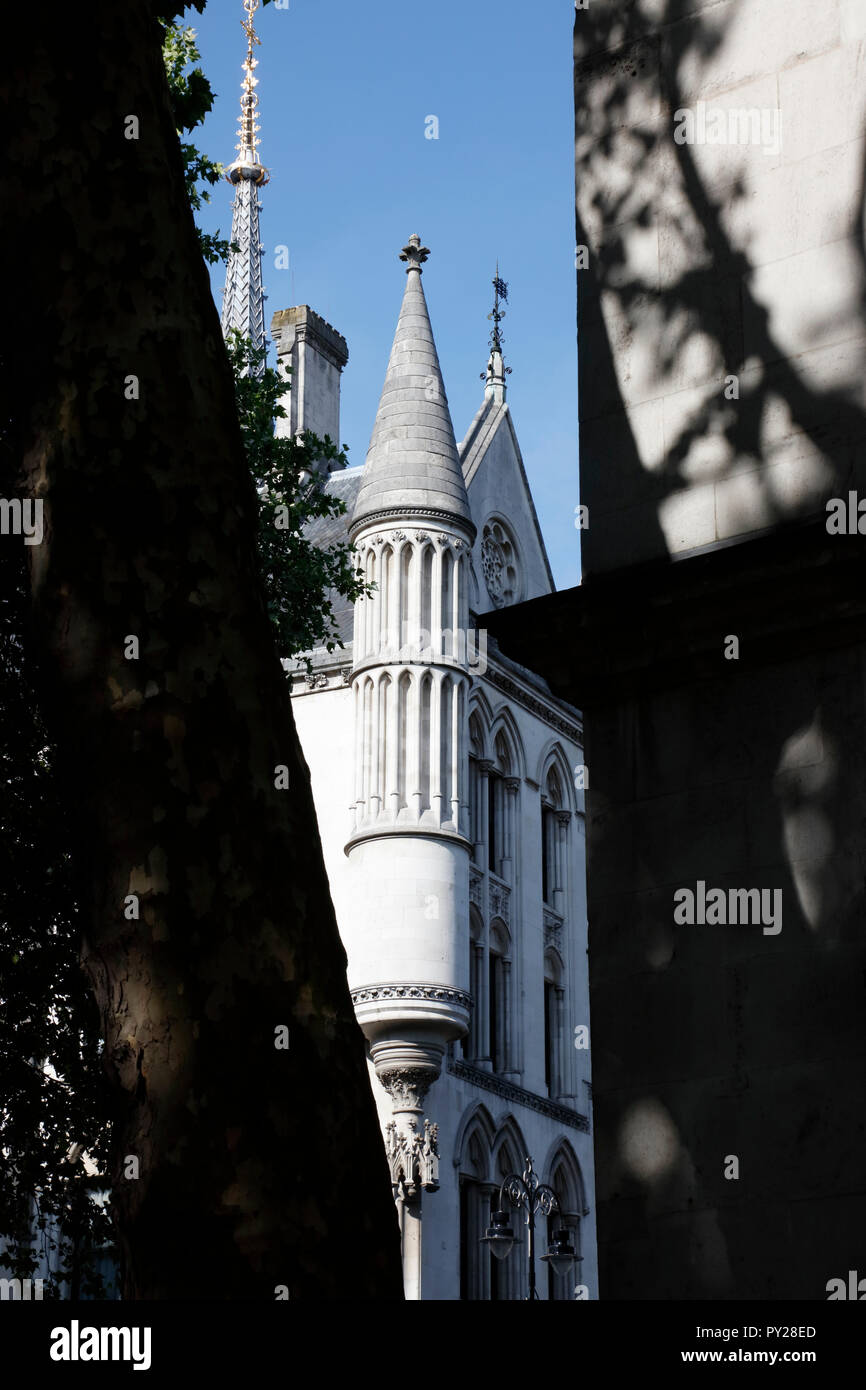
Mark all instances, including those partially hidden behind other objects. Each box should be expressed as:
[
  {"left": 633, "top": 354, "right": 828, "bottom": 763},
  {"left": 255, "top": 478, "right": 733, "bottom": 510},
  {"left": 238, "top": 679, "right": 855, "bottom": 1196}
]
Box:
[{"left": 301, "top": 467, "right": 362, "bottom": 648}]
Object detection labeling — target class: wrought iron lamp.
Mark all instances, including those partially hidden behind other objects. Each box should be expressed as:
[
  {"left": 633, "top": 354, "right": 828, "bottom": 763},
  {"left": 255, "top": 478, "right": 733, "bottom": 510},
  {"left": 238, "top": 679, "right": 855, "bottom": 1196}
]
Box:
[{"left": 481, "top": 1154, "right": 579, "bottom": 1299}]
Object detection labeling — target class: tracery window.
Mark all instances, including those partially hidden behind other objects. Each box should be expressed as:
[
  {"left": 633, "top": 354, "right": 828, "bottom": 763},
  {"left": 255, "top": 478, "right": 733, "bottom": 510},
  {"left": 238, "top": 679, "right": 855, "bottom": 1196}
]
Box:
[
  {"left": 459, "top": 1111, "right": 535, "bottom": 1301},
  {"left": 480, "top": 518, "right": 521, "bottom": 609}
]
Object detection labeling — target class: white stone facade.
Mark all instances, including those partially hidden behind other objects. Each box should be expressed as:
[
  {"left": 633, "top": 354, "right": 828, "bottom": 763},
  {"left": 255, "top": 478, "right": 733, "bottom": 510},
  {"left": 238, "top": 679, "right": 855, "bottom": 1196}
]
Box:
[{"left": 284, "top": 237, "right": 597, "bottom": 1299}]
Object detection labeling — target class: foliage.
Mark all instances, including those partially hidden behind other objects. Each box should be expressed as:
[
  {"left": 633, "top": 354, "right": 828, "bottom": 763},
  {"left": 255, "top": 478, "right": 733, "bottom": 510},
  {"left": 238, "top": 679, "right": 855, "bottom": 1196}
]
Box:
[
  {"left": 226, "top": 331, "right": 372, "bottom": 668},
  {"left": 0, "top": 13, "right": 221, "bottom": 1296},
  {"left": 0, "top": 546, "right": 114, "bottom": 1297},
  {"left": 0, "top": 0, "right": 367, "bottom": 1295},
  {"left": 161, "top": 19, "right": 232, "bottom": 266}
]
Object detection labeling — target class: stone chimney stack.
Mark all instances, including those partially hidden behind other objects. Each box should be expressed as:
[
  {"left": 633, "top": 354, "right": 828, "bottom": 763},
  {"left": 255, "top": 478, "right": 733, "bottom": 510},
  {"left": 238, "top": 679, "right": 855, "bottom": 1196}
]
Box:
[{"left": 270, "top": 306, "right": 349, "bottom": 462}]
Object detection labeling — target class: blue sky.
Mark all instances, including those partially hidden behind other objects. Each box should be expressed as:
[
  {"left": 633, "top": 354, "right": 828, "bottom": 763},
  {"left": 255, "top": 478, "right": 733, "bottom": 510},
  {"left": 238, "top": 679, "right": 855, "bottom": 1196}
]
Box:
[{"left": 191, "top": 0, "right": 579, "bottom": 588}]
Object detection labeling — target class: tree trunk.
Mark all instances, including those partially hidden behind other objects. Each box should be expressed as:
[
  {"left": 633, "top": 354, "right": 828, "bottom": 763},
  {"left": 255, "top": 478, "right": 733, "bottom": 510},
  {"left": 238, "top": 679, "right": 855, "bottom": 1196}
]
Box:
[{"left": 0, "top": 2, "right": 402, "bottom": 1299}]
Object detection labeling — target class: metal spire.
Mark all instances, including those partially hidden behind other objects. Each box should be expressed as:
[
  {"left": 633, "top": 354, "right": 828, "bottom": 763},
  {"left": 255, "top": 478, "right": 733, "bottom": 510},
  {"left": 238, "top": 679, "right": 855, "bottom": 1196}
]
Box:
[
  {"left": 220, "top": 0, "right": 270, "bottom": 371},
  {"left": 481, "top": 261, "right": 512, "bottom": 402}
]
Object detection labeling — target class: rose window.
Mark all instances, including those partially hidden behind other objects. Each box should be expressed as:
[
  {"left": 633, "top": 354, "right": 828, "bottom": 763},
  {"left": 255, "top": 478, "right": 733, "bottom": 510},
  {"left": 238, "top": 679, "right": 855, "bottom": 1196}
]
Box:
[{"left": 481, "top": 520, "right": 519, "bottom": 608}]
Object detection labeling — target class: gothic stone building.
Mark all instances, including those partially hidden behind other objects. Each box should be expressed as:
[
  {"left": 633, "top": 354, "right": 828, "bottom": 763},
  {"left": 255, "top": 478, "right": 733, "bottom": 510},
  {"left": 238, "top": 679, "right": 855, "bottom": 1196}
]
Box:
[{"left": 273, "top": 238, "right": 597, "bottom": 1299}]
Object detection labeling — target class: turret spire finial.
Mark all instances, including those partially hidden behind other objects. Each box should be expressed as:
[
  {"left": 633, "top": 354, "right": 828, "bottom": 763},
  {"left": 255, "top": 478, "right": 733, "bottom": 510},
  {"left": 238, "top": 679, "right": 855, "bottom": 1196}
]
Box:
[
  {"left": 400, "top": 234, "right": 431, "bottom": 274},
  {"left": 226, "top": 0, "right": 269, "bottom": 185}
]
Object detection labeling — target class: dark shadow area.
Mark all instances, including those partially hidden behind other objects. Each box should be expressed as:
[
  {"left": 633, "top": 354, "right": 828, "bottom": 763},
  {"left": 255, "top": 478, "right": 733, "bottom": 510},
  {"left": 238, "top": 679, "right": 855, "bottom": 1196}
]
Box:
[{"left": 490, "top": 0, "right": 866, "bottom": 1298}]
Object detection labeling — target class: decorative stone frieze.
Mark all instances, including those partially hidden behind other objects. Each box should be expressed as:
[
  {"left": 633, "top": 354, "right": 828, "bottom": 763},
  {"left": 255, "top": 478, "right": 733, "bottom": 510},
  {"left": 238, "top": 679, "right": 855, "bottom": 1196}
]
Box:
[
  {"left": 469, "top": 868, "right": 483, "bottom": 908},
  {"left": 543, "top": 907, "right": 564, "bottom": 948},
  {"left": 378, "top": 1067, "right": 437, "bottom": 1113},
  {"left": 485, "top": 669, "right": 582, "bottom": 742},
  {"left": 489, "top": 880, "right": 511, "bottom": 925},
  {"left": 352, "top": 983, "right": 471, "bottom": 1010},
  {"left": 447, "top": 1057, "right": 590, "bottom": 1133}
]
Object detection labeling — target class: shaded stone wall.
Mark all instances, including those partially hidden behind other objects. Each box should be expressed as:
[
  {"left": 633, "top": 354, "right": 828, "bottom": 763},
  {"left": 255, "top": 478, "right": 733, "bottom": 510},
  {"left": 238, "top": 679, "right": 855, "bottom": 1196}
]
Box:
[
  {"left": 484, "top": 0, "right": 866, "bottom": 1298},
  {"left": 488, "top": 527, "right": 866, "bottom": 1298},
  {"left": 575, "top": 0, "right": 866, "bottom": 575},
  {"left": 574, "top": 0, "right": 866, "bottom": 1300}
]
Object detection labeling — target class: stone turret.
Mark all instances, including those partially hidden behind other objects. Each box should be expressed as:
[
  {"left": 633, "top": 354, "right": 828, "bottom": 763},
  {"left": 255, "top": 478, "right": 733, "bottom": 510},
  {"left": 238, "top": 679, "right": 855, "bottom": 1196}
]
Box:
[{"left": 345, "top": 235, "right": 478, "bottom": 1126}]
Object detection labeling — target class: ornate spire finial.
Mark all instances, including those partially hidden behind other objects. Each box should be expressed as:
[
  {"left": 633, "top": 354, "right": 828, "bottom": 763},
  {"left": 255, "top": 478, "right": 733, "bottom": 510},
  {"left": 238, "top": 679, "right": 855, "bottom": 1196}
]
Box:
[
  {"left": 399, "top": 234, "right": 430, "bottom": 274},
  {"left": 489, "top": 261, "right": 508, "bottom": 353},
  {"left": 226, "top": 0, "right": 269, "bottom": 185},
  {"left": 481, "top": 262, "right": 512, "bottom": 401},
  {"left": 220, "top": 0, "right": 269, "bottom": 369}
]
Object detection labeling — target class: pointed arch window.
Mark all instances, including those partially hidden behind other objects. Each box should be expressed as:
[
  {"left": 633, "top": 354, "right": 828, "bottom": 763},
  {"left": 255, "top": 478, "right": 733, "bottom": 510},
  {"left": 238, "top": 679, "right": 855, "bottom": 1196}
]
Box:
[
  {"left": 362, "top": 677, "right": 374, "bottom": 812},
  {"left": 488, "top": 732, "right": 511, "bottom": 877},
  {"left": 464, "top": 906, "right": 484, "bottom": 1060},
  {"left": 398, "top": 543, "right": 412, "bottom": 654},
  {"left": 379, "top": 545, "right": 393, "bottom": 652},
  {"left": 419, "top": 545, "right": 433, "bottom": 653},
  {"left": 545, "top": 1149, "right": 584, "bottom": 1302},
  {"left": 544, "top": 949, "right": 565, "bottom": 1098},
  {"left": 376, "top": 673, "right": 390, "bottom": 815},
  {"left": 490, "top": 1133, "right": 525, "bottom": 1301},
  {"left": 468, "top": 715, "right": 484, "bottom": 862},
  {"left": 397, "top": 672, "right": 411, "bottom": 811},
  {"left": 441, "top": 548, "right": 454, "bottom": 657},
  {"left": 439, "top": 676, "right": 453, "bottom": 824},
  {"left": 542, "top": 765, "right": 565, "bottom": 907},
  {"left": 363, "top": 547, "right": 376, "bottom": 658},
  {"left": 489, "top": 919, "right": 511, "bottom": 1074},
  {"left": 458, "top": 1117, "right": 494, "bottom": 1301},
  {"left": 419, "top": 674, "right": 432, "bottom": 813}
]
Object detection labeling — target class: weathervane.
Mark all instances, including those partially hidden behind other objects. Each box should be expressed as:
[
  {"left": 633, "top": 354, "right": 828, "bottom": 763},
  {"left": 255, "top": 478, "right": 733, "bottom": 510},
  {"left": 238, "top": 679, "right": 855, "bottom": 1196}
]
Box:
[
  {"left": 490, "top": 262, "right": 508, "bottom": 351},
  {"left": 481, "top": 262, "right": 513, "bottom": 382}
]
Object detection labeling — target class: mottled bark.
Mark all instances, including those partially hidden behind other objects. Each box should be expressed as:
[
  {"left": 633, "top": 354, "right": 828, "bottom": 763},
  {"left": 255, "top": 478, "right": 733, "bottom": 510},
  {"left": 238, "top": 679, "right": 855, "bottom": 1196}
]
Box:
[{"left": 0, "top": 4, "right": 402, "bottom": 1298}]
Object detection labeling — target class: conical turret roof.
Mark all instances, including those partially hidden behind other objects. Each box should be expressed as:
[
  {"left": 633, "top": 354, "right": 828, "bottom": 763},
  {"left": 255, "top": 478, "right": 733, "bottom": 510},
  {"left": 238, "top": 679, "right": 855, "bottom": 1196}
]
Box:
[{"left": 351, "top": 235, "right": 474, "bottom": 537}]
